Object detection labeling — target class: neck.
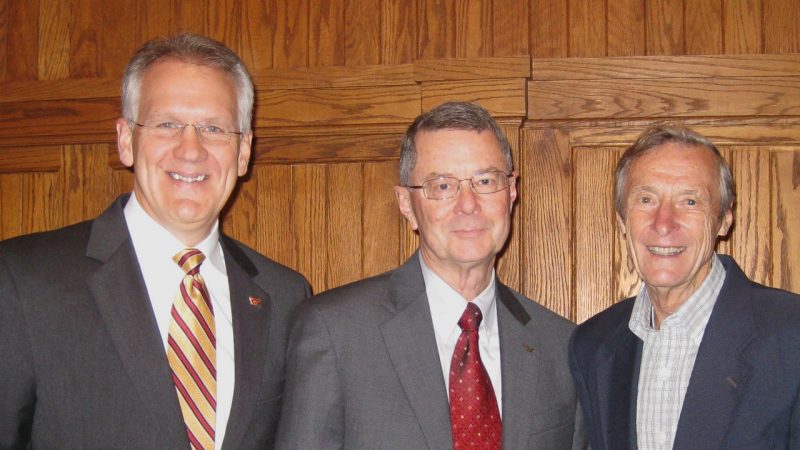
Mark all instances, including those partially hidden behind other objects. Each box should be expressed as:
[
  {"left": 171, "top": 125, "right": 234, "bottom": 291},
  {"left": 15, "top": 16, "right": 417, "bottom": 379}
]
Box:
[{"left": 420, "top": 250, "right": 494, "bottom": 301}]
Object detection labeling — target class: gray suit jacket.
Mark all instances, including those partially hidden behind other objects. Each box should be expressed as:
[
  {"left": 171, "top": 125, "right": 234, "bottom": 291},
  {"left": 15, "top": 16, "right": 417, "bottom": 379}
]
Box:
[
  {"left": 0, "top": 195, "right": 311, "bottom": 449},
  {"left": 275, "top": 254, "right": 586, "bottom": 450}
]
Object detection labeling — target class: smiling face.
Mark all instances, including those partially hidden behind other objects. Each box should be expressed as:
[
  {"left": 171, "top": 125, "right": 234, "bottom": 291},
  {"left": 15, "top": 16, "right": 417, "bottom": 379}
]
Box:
[
  {"left": 116, "top": 59, "right": 252, "bottom": 246},
  {"left": 618, "top": 142, "right": 732, "bottom": 304},
  {"left": 394, "top": 129, "right": 517, "bottom": 276}
]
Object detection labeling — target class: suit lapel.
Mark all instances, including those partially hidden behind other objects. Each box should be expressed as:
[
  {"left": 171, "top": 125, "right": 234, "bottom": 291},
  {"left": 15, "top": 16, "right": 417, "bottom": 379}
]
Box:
[
  {"left": 495, "top": 284, "right": 538, "bottom": 450},
  {"left": 380, "top": 256, "right": 454, "bottom": 450},
  {"left": 594, "top": 312, "right": 640, "bottom": 450},
  {"left": 673, "top": 257, "right": 756, "bottom": 449},
  {"left": 219, "top": 237, "right": 271, "bottom": 450},
  {"left": 85, "top": 197, "right": 188, "bottom": 447}
]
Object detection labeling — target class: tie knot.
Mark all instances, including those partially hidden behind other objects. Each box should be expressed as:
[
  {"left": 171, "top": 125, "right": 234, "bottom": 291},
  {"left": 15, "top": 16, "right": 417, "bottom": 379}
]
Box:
[
  {"left": 458, "top": 302, "right": 483, "bottom": 332},
  {"left": 173, "top": 248, "right": 205, "bottom": 275}
]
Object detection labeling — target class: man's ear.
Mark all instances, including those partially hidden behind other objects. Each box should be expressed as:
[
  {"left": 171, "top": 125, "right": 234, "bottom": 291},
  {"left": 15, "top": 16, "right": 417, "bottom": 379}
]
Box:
[
  {"left": 237, "top": 131, "right": 253, "bottom": 176},
  {"left": 616, "top": 213, "right": 627, "bottom": 235},
  {"left": 116, "top": 118, "right": 134, "bottom": 168},
  {"left": 717, "top": 209, "right": 733, "bottom": 237},
  {"left": 394, "top": 186, "right": 419, "bottom": 230}
]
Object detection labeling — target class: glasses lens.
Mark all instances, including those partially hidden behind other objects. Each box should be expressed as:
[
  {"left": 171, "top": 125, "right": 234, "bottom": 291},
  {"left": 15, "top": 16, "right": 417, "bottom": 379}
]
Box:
[
  {"left": 199, "top": 126, "right": 234, "bottom": 144},
  {"left": 471, "top": 172, "right": 508, "bottom": 194},
  {"left": 422, "top": 177, "right": 459, "bottom": 200}
]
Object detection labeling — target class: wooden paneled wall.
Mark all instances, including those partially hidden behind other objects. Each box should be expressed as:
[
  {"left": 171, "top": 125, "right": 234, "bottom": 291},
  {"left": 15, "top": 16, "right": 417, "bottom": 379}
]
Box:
[{"left": 1, "top": 0, "right": 799, "bottom": 322}]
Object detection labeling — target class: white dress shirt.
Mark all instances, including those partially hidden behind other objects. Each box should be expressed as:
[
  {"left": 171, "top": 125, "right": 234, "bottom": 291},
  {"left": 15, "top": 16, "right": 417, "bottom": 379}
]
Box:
[
  {"left": 124, "top": 193, "right": 234, "bottom": 450},
  {"left": 420, "top": 255, "right": 503, "bottom": 415},
  {"left": 629, "top": 254, "right": 726, "bottom": 450}
]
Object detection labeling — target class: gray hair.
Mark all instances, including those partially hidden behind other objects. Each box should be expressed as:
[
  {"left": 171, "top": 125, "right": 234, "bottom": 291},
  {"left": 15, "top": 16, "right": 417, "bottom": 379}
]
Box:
[
  {"left": 121, "top": 33, "right": 254, "bottom": 132},
  {"left": 614, "top": 124, "right": 735, "bottom": 220},
  {"left": 399, "top": 102, "right": 513, "bottom": 185}
]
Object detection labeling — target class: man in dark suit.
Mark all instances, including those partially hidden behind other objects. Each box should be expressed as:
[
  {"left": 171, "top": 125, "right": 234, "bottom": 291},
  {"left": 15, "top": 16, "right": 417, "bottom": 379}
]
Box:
[
  {"left": 570, "top": 124, "right": 800, "bottom": 449},
  {"left": 275, "top": 102, "right": 586, "bottom": 450},
  {"left": 0, "top": 34, "right": 310, "bottom": 449}
]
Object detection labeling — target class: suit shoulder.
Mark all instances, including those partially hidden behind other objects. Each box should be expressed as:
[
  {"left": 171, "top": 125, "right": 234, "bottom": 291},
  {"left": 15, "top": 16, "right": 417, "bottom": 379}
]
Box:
[
  {"left": 572, "top": 297, "right": 635, "bottom": 353},
  {"left": 225, "top": 237, "right": 308, "bottom": 285},
  {"left": 748, "top": 282, "right": 800, "bottom": 329},
  {"left": 306, "top": 269, "right": 393, "bottom": 309},
  {"left": 505, "top": 286, "right": 575, "bottom": 334},
  {"left": 0, "top": 220, "right": 93, "bottom": 263}
]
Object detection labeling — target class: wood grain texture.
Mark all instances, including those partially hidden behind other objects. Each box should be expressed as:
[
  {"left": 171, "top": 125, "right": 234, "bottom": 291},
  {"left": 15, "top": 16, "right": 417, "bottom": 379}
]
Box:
[
  {"left": 731, "top": 146, "right": 771, "bottom": 284},
  {"left": 207, "top": 0, "right": 240, "bottom": 50},
  {"left": 521, "top": 128, "right": 573, "bottom": 320},
  {"left": 69, "top": 0, "right": 100, "bottom": 78},
  {"left": 7, "top": 0, "right": 39, "bottom": 81},
  {"left": 254, "top": 63, "right": 415, "bottom": 89},
  {"left": 531, "top": 54, "right": 800, "bottom": 81},
  {"left": 62, "top": 144, "right": 84, "bottom": 226},
  {"left": 257, "top": 85, "right": 420, "bottom": 127},
  {"left": 381, "top": 0, "right": 416, "bottom": 64},
  {"left": 763, "top": 0, "right": 800, "bottom": 53},
  {"left": 326, "top": 163, "right": 363, "bottom": 288},
  {"left": 574, "top": 147, "right": 617, "bottom": 322},
  {"left": 418, "top": 0, "right": 455, "bottom": 59},
  {"left": 241, "top": 0, "right": 275, "bottom": 74},
  {"left": 99, "top": 0, "right": 136, "bottom": 77},
  {"left": 363, "top": 160, "right": 401, "bottom": 277},
  {"left": 0, "top": 146, "right": 62, "bottom": 173},
  {"left": 723, "top": 0, "right": 762, "bottom": 54},
  {"left": 414, "top": 56, "right": 529, "bottom": 81},
  {"left": 344, "top": 0, "right": 379, "bottom": 65},
  {"left": 0, "top": 0, "right": 7, "bottom": 82},
  {"left": 421, "top": 78, "right": 526, "bottom": 117},
  {"left": 223, "top": 172, "right": 259, "bottom": 250},
  {"left": 454, "top": 0, "right": 492, "bottom": 58},
  {"left": 772, "top": 149, "right": 800, "bottom": 293},
  {"left": 646, "top": 0, "right": 685, "bottom": 55},
  {"left": 82, "top": 143, "right": 111, "bottom": 220},
  {"left": 495, "top": 121, "right": 521, "bottom": 291},
  {"left": 0, "top": 77, "right": 119, "bottom": 103},
  {"left": 170, "top": 0, "right": 206, "bottom": 35},
  {"left": 309, "top": 0, "right": 344, "bottom": 67},
  {"left": 607, "top": 0, "right": 646, "bottom": 56},
  {"left": 0, "top": 174, "right": 21, "bottom": 239},
  {"left": 492, "top": 0, "right": 528, "bottom": 56},
  {"left": 568, "top": 0, "right": 606, "bottom": 57},
  {"left": 529, "top": 76, "right": 800, "bottom": 120},
  {"left": 273, "top": 0, "right": 309, "bottom": 68},
  {"left": 137, "top": 0, "right": 170, "bottom": 43},
  {"left": 685, "top": 0, "right": 722, "bottom": 54},
  {"left": 254, "top": 164, "right": 296, "bottom": 270},
  {"left": 38, "top": 0, "right": 71, "bottom": 81},
  {"left": 530, "top": 0, "right": 567, "bottom": 58},
  {"left": 0, "top": 98, "right": 119, "bottom": 139},
  {"left": 256, "top": 130, "right": 403, "bottom": 164},
  {"left": 292, "top": 164, "right": 326, "bottom": 292}
]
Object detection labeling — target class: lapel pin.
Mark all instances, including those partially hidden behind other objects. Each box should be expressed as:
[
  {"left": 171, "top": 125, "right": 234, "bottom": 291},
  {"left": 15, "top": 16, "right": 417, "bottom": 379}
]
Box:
[
  {"left": 248, "top": 296, "right": 263, "bottom": 306},
  {"left": 523, "top": 343, "right": 535, "bottom": 353}
]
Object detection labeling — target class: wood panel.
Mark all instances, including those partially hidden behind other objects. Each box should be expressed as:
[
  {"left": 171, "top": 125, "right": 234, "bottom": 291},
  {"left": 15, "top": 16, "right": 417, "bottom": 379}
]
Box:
[{"left": 772, "top": 149, "right": 800, "bottom": 293}]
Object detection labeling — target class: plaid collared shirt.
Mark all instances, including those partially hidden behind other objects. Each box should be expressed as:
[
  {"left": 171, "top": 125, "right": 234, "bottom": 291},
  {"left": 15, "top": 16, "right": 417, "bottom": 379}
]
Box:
[{"left": 629, "top": 254, "right": 726, "bottom": 450}]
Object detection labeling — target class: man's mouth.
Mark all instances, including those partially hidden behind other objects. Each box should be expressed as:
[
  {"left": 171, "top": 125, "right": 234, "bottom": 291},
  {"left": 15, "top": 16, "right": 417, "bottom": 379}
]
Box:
[
  {"left": 647, "top": 246, "right": 685, "bottom": 256},
  {"left": 169, "top": 172, "right": 207, "bottom": 183}
]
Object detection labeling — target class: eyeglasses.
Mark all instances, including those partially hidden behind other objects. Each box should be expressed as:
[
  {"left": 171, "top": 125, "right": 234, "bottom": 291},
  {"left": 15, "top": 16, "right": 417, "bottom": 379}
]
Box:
[
  {"left": 132, "top": 121, "right": 243, "bottom": 144},
  {"left": 406, "top": 171, "right": 514, "bottom": 200}
]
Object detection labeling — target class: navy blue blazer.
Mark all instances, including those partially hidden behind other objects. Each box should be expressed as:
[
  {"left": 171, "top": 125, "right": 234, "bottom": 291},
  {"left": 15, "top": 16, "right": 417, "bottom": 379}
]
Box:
[{"left": 569, "top": 255, "right": 800, "bottom": 449}]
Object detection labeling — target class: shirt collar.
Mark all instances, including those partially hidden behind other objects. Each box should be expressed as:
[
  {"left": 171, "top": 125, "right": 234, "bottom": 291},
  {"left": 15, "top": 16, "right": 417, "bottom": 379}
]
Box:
[
  {"left": 629, "top": 253, "right": 726, "bottom": 345},
  {"left": 123, "top": 192, "right": 225, "bottom": 273},
  {"left": 419, "top": 254, "right": 498, "bottom": 338}
]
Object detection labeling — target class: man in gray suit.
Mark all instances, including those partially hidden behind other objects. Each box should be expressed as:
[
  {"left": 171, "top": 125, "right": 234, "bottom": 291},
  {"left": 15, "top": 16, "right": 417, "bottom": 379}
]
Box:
[
  {"left": 0, "top": 34, "right": 309, "bottom": 449},
  {"left": 275, "top": 102, "right": 586, "bottom": 449}
]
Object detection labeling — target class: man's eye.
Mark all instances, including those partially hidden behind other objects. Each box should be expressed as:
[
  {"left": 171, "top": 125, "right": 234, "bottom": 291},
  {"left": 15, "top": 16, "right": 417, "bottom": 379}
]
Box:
[
  {"left": 436, "top": 182, "right": 452, "bottom": 191},
  {"left": 639, "top": 196, "right": 651, "bottom": 204},
  {"left": 156, "top": 122, "right": 181, "bottom": 129},
  {"left": 687, "top": 199, "right": 697, "bottom": 206},
  {"left": 203, "top": 125, "right": 225, "bottom": 134}
]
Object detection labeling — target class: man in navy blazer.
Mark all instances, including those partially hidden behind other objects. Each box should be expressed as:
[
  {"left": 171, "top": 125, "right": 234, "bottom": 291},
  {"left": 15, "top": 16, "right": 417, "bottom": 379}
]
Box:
[
  {"left": 0, "top": 34, "right": 310, "bottom": 449},
  {"left": 569, "top": 124, "right": 800, "bottom": 449}
]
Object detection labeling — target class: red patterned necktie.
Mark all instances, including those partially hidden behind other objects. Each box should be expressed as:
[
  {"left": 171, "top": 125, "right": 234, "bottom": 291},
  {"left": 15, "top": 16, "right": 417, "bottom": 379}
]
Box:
[
  {"left": 449, "top": 302, "right": 502, "bottom": 449},
  {"left": 167, "top": 249, "right": 216, "bottom": 450}
]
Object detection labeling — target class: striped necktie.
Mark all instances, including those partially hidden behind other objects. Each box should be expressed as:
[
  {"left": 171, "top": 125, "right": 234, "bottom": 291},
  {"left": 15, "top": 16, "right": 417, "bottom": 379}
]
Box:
[{"left": 167, "top": 248, "right": 216, "bottom": 450}]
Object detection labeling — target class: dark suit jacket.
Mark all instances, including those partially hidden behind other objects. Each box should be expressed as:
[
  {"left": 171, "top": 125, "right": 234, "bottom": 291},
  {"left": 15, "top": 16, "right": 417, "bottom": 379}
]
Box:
[
  {"left": 569, "top": 255, "right": 800, "bottom": 450},
  {"left": 274, "top": 254, "right": 587, "bottom": 450},
  {"left": 0, "top": 195, "right": 311, "bottom": 449}
]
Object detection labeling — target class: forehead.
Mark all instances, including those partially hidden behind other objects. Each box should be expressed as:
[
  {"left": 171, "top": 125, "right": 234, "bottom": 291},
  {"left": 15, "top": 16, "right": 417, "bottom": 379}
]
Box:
[
  {"left": 627, "top": 142, "right": 719, "bottom": 191},
  {"left": 413, "top": 128, "right": 506, "bottom": 174},
  {"left": 138, "top": 59, "right": 237, "bottom": 109}
]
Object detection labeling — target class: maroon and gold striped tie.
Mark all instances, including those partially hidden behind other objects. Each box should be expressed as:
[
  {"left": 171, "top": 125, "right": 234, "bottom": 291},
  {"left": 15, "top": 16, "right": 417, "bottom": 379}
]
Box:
[{"left": 167, "top": 249, "right": 216, "bottom": 450}]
